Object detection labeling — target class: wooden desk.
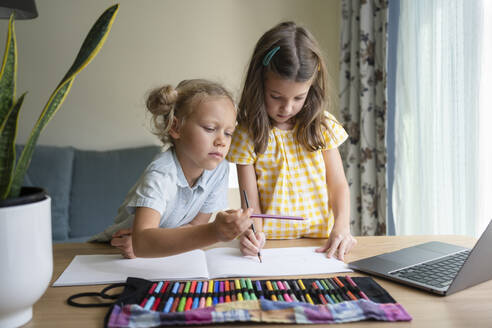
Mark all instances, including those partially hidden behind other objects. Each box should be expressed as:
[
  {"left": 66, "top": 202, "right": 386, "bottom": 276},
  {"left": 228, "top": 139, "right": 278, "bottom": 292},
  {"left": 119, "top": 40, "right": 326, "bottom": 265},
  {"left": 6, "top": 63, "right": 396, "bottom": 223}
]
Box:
[{"left": 25, "top": 235, "right": 492, "bottom": 327}]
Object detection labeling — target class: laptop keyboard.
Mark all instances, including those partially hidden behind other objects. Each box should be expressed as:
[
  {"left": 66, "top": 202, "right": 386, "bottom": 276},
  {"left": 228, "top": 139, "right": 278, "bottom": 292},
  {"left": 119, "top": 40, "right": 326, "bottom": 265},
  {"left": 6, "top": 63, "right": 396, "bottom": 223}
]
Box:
[{"left": 390, "top": 250, "right": 470, "bottom": 289}]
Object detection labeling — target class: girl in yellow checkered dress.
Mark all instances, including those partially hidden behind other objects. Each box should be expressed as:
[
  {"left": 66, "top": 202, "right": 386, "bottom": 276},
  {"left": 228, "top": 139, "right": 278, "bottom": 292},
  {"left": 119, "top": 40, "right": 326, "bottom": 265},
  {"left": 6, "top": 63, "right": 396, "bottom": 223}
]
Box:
[{"left": 226, "top": 22, "right": 357, "bottom": 261}]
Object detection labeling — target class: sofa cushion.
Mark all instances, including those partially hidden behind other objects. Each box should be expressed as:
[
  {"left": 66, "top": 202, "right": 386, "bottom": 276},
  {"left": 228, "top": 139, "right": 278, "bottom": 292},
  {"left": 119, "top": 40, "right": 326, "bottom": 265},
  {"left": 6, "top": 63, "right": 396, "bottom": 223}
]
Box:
[
  {"left": 17, "top": 145, "right": 74, "bottom": 241},
  {"left": 69, "top": 146, "right": 161, "bottom": 239}
]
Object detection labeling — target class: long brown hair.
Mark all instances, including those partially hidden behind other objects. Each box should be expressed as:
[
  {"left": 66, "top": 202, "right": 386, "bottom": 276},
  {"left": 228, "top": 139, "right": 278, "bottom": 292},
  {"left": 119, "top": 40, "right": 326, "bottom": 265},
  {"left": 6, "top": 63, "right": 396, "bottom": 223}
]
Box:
[{"left": 238, "top": 21, "right": 335, "bottom": 154}]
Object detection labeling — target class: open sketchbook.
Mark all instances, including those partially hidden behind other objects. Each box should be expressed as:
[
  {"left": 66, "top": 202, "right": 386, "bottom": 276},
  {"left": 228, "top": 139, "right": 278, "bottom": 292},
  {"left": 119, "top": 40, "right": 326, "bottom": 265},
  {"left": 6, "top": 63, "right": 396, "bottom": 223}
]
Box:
[{"left": 53, "top": 246, "right": 352, "bottom": 287}]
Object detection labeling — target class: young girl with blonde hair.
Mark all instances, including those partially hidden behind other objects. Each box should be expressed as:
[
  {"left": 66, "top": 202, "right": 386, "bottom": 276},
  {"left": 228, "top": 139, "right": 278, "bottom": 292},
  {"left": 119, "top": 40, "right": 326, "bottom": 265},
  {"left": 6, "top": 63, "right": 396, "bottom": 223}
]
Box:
[
  {"left": 227, "top": 22, "right": 356, "bottom": 261},
  {"left": 92, "top": 79, "right": 253, "bottom": 258}
]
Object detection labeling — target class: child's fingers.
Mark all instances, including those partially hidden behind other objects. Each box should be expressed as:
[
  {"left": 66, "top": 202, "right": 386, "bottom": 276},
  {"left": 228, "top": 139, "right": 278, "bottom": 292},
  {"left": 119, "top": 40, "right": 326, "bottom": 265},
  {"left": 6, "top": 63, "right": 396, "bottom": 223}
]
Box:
[
  {"left": 110, "top": 236, "right": 125, "bottom": 247},
  {"left": 112, "top": 228, "right": 132, "bottom": 238},
  {"left": 255, "top": 232, "right": 266, "bottom": 249},
  {"left": 325, "top": 235, "right": 343, "bottom": 258},
  {"left": 336, "top": 239, "right": 351, "bottom": 261},
  {"left": 240, "top": 231, "right": 260, "bottom": 255}
]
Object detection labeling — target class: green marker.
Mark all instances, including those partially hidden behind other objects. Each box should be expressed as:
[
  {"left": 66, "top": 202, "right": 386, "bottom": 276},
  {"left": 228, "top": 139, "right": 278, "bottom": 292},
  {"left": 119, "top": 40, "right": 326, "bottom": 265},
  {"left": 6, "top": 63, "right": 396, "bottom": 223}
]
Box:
[
  {"left": 178, "top": 281, "right": 191, "bottom": 312},
  {"left": 246, "top": 279, "right": 257, "bottom": 300}
]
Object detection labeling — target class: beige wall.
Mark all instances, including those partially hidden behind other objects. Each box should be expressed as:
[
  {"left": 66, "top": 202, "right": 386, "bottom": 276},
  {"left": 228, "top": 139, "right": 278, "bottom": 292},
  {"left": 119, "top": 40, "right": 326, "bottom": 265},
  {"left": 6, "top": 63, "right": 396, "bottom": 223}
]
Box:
[{"left": 1, "top": 0, "right": 340, "bottom": 151}]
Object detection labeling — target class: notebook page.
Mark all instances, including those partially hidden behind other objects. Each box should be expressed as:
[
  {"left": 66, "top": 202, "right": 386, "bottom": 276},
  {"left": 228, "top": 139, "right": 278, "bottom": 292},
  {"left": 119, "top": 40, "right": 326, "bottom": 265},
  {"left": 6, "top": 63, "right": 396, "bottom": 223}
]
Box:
[
  {"left": 53, "top": 250, "right": 210, "bottom": 286},
  {"left": 205, "top": 247, "right": 352, "bottom": 279}
]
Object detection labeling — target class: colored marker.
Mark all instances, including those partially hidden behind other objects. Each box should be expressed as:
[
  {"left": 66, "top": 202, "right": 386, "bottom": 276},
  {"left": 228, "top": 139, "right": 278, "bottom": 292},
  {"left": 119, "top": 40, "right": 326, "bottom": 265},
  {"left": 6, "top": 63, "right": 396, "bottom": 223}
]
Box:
[
  {"left": 265, "top": 280, "right": 277, "bottom": 301},
  {"left": 172, "top": 283, "right": 185, "bottom": 312},
  {"left": 282, "top": 280, "right": 298, "bottom": 302},
  {"left": 315, "top": 280, "right": 334, "bottom": 304},
  {"left": 199, "top": 281, "right": 208, "bottom": 308},
  {"left": 240, "top": 278, "right": 250, "bottom": 300},
  {"left": 272, "top": 281, "right": 284, "bottom": 301},
  {"left": 140, "top": 282, "right": 157, "bottom": 307},
  {"left": 206, "top": 280, "right": 213, "bottom": 307},
  {"left": 319, "top": 279, "right": 335, "bottom": 303},
  {"left": 312, "top": 281, "right": 327, "bottom": 304},
  {"left": 192, "top": 281, "right": 202, "bottom": 309},
  {"left": 246, "top": 279, "right": 257, "bottom": 300},
  {"left": 218, "top": 280, "right": 225, "bottom": 304},
  {"left": 298, "top": 279, "right": 314, "bottom": 305},
  {"left": 234, "top": 279, "right": 244, "bottom": 301},
  {"left": 324, "top": 279, "right": 344, "bottom": 302},
  {"left": 333, "top": 277, "right": 357, "bottom": 301},
  {"left": 184, "top": 280, "right": 197, "bottom": 311},
  {"left": 224, "top": 280, "right": 231, "bottom": 302},
  {"left": 177, "top": 281, "right": 191, "bottom": 312},
  {"left": 163, "top": 282, "right": 180, "bottom": 313},
  {"left": 152, "top": 281, "right": 169, "bottom": 311},
  {"left": 144, "top": 296, "right": 155, "bottom": 310},
  {"left": 230, "top": 280, "right": 237, "bottom": 301},
  {"left": 255, "top": 280, "right": 264, "bottom": 300},
  {"left": 345, "top": 276, "right": 370, "bottom": 300},
  {"left": 292, "top": 280, "right": 306, "bottom": 303},
  {"left": 328, "top": 278, "right": 349, "bottom": 301},
  {"left": 277, "top": 281, "right": 292, "bottom": 302},
  {"left": 213, "top": 280, "right": 219, "bottom": 305}
]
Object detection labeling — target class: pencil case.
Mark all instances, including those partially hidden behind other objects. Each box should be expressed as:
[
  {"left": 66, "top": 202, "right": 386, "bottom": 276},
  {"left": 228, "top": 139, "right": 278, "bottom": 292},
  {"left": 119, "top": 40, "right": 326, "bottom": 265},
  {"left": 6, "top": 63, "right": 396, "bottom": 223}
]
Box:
[{"left": 67, "top": 276, "right": 412, "bottom": 326}]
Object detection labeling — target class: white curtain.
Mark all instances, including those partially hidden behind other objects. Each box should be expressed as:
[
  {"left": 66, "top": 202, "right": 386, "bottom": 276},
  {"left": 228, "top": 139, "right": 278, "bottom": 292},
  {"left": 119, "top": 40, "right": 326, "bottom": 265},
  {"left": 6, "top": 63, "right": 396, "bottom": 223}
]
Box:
[{"left": 393, "top": 0, "right": 490, "bottom": 236}]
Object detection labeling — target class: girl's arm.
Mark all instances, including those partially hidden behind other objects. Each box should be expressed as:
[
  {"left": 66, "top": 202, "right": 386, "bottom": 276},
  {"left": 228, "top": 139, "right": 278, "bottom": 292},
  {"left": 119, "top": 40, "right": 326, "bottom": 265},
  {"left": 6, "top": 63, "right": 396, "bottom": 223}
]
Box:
[
  {"left": 132, "top": 207, "right": 252, "bottom": 258},
  {"left": 236, "top": 164, "right": 265, "bottom": 255},
  {"left": 316, "top": 148, "right": 357, "bottom": 260}
]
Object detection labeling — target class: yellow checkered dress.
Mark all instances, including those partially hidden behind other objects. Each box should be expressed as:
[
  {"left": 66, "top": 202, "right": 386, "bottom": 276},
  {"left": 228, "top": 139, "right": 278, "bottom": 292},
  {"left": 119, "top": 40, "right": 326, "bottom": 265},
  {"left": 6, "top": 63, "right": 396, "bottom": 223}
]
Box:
[{"left": 227, "top": 113, "right": 348, "bottom": 239}]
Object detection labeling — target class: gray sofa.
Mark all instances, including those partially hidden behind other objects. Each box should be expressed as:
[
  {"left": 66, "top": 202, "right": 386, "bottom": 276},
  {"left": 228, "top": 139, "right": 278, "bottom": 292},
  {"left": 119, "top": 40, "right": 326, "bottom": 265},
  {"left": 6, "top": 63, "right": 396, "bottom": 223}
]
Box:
[{"left": 18, "top": 144, "right": 161, "bottom": 243}]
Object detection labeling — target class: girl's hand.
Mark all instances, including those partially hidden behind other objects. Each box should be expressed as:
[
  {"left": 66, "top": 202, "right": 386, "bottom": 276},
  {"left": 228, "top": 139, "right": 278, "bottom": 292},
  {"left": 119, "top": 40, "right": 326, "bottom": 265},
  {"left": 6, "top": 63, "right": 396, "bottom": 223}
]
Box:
[
  {"left": 213, "top": 209, "right": 253, "bottom": 242},
  {"left": 239, "top": 230, "right": 265, "bottom": 257},
  {"left": 111, "top": 228, "right": 136, "bottom": 259},
  {"left": 315, "top": 227, "right": 357, "bottom": 261}
]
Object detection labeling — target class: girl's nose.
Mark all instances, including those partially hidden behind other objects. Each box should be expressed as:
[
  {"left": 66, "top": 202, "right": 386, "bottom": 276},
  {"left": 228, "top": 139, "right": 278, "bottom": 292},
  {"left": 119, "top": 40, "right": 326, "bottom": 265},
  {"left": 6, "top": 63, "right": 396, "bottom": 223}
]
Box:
[
  {"left": 281, "top": 101, "right": 294, "bottom": 113},
  {"left": 214, "top": 133, "right": 226, "bottom": 146}
]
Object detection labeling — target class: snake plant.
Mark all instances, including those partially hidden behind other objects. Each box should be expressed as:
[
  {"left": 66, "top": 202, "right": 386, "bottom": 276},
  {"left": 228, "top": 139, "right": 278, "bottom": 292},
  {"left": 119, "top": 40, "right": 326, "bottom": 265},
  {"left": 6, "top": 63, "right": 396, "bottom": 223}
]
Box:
[{"left": 0, "top": 4, "right": 119, "bottom": 200}]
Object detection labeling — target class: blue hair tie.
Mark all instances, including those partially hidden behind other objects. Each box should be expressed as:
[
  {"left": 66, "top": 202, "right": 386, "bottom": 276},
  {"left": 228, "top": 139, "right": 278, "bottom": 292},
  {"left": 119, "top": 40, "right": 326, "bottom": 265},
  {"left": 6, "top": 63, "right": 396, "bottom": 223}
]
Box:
[{"left": 262, "top": 46, "right": 280, "bottom": 66}]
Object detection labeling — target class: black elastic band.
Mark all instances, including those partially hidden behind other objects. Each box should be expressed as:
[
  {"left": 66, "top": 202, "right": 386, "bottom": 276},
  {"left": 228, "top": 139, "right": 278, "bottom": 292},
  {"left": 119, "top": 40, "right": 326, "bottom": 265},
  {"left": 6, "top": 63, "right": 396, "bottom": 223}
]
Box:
[{"left": 67, "top": 283, "right": 127, "bottom": 308}]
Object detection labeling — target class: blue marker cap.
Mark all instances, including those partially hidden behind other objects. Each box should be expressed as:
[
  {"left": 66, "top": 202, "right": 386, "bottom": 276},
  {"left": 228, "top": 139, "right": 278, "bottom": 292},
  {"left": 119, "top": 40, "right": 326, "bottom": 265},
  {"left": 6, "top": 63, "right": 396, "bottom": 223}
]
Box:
[
  {"left": 163, "top": 297, "right": 174, "bottom": 313},
  {"left": 144, "top": 296, "right": 155, "bottom": 310},
  {"left": 172, "top": 282, "right": 180, "bottom": 294},
  {"left": 155, "top": 281, "right": 164, "bottom": 293}
]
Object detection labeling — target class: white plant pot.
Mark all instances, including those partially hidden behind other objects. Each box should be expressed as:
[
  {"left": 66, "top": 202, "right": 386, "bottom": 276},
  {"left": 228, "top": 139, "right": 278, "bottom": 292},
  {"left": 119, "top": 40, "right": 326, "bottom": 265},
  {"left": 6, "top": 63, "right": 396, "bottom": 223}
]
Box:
[{"left": 0, "top": 194, "right": 53, "bottom": 328}]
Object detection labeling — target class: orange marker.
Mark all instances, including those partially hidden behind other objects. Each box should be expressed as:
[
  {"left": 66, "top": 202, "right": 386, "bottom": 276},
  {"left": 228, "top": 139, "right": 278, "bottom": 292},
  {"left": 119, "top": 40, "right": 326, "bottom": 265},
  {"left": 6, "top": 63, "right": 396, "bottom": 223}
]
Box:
[
  {"left": 333, "top": 277, "right": 357, "bottom": 301},
  {"left": 224, "top": 280, "right": 231, "bottom": 302}
]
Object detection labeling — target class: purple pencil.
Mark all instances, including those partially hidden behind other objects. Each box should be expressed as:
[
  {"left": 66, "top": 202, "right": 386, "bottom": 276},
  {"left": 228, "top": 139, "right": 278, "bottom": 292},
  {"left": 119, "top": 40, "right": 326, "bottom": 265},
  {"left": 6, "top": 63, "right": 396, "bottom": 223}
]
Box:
[{"left": 250, "top": 214, "right": 304, "bottom": 220}]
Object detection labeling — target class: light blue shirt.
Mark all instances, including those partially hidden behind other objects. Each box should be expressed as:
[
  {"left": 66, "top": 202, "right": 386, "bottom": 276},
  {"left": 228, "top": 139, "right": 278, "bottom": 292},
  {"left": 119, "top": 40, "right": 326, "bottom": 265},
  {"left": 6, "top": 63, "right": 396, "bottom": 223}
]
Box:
[{"left": 89, "top": 147, "right": 229, "bottom": 241}]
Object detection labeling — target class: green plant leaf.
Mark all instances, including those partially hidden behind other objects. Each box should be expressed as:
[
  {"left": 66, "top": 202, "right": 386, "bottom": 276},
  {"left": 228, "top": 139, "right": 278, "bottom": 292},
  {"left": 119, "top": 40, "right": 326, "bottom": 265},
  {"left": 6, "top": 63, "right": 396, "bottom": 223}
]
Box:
[
  {"left": 0, "top": 15, "right": 16, "bottom": 122},
  {"left": 0, "top": 94, "right": 25, "bottom": 198},
  {"left": 0, "top": 15, "right": 17, "bottom": 199},
  {"left": 8, "top": 4, "right": 119, "bottom": 198}
]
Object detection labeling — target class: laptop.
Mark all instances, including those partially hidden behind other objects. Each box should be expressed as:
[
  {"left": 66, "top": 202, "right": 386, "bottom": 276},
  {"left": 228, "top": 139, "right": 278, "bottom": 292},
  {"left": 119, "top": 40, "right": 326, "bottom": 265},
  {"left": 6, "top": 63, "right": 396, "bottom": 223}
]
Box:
[{"left": 349, "top": 220, "right": 492, "bottom": 296}]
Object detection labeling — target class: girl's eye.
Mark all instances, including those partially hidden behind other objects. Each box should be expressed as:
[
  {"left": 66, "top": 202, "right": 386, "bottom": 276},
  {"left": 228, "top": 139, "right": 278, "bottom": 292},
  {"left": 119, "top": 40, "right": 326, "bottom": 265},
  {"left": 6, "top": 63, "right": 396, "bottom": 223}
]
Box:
[
  {"left": 225, "top": 131, "right": 234, "bottom": 137},
  {"left": 203, "top": 127, "right": 215, "bottom": 132},
  {"left": 270, "top": 95, "right": 281, "bottom": 100},
  {"left": 295, "top": 96, "right": 306, "bottom": 101}
]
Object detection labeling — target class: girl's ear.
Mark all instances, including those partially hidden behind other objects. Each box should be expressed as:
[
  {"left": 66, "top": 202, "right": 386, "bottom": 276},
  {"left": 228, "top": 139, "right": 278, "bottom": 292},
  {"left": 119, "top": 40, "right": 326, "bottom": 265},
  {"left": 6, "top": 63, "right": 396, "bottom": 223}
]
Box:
[{"left": 168, "top": 117, "right": 181, "bottom": 139}]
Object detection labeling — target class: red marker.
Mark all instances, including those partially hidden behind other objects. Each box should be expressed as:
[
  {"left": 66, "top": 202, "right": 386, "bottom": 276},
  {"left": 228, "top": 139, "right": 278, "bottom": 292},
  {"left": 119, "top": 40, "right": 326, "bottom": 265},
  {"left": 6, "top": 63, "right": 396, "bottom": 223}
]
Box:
[{"left": 184, "top": 280, "right": 197, "bottom": 311}]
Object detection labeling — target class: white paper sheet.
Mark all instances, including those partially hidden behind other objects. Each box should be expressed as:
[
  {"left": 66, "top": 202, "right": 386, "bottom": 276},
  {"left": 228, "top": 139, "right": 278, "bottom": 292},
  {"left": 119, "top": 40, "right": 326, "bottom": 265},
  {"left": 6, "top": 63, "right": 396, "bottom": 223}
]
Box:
[
  {"left": 53, "top": 247, "right": 352, "bottom": 286},
  {"left": 53, "top": 249, "right": 209, "bottom": 286},
  {"left": 206, "top": 247, "right": 352, "bottom": 278}
]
